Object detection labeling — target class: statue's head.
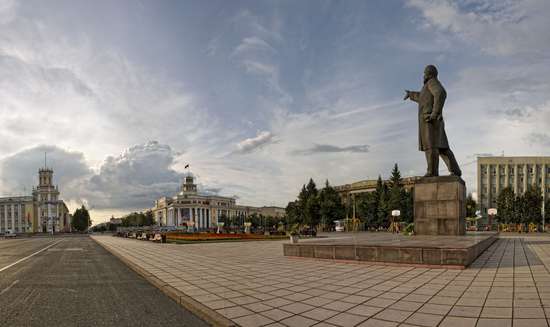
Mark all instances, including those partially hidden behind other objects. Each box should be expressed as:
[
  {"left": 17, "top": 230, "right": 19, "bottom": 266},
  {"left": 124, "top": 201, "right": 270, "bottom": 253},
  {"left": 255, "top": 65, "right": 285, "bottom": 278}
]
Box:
[{"left": 423, "top": 65, "right": 438, "bottom": 83}]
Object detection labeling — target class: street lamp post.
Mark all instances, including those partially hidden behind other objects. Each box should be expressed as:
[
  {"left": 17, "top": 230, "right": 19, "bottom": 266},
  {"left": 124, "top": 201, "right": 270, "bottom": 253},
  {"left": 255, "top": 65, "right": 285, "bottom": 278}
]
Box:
[
  {"left": 488, "top": 208, "right": 497, "bottom": 232},
  {"left": 391, "top": 210, "right": 401, "bottom": 234},
  {"left": 543, "top": 199, "right": 546, "bottom": 232}
]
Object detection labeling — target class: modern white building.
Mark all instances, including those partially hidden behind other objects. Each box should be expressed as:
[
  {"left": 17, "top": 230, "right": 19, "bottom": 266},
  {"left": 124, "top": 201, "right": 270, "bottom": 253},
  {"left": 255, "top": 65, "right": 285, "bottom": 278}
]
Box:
[{"left": 477, "top": 156, "right": 550, "bottom": 216}]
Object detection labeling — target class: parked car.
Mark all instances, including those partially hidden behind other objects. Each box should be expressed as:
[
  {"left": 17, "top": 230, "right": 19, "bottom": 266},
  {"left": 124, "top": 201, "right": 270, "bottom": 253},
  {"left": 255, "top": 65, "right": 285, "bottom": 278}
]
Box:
[
  {"left": 334, "top": 220, "right": 344, "bottom": 232},
  {"left": 300, "top": 227, "right": 317, "bottom": 237},
  {"left": 4, "top": 230, "right": 17, "bottom": 238}
]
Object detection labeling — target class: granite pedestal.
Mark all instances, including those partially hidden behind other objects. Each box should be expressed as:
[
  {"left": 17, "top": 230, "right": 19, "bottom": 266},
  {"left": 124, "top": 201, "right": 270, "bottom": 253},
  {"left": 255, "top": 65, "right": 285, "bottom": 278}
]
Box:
[
  {"left": 283, "top": 232, "right": 497, "bottom": 268},
  {"left": 414, "top": 175, "right": 466, "bottom": 236}
]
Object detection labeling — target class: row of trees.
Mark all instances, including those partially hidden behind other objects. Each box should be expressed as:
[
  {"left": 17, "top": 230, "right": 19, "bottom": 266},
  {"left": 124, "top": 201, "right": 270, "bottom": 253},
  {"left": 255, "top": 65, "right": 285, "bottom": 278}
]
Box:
[
  {"left": 89, "top": 210, "right": 156, "bottom": 232},
  {"left": 285, "top": 164, "right": 414, "bottom": 230},
  {"left": 355, "top": 164, "right": 413, "bottom": 228},
  {"left": 219, "top": 213, "right": 285, "bottom": 232},
  {"left": 285, "top": 179, "right": 345, "bottom": 229},
  {"left": 496, "top": 187, "right": 550, "bottom": 224},
  {"left": 120, "top": 211, "right": 156, "bottom": 227}
]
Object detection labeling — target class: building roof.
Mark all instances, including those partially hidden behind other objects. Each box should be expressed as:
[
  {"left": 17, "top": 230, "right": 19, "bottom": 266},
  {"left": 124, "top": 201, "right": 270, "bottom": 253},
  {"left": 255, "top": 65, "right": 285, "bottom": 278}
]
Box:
[
  {"left": 0, "top": 195, "right": 34, "bottom": 202},
  {"left": 478, "top": 156, "right": 550, "bottom": 164}
]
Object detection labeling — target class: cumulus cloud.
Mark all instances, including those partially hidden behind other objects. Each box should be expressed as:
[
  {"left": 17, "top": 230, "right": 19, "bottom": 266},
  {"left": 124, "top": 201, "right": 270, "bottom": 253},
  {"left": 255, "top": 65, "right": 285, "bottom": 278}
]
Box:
[
  {"left": 0, "top": 145, "right": 92, "bottom": 196},
  {"left": 83, "top": 141, "right": 186, "bottom": 210},
  {"left": 293, "top": 144, "right": 370, "bottom": 155},
  {"left": 0, "top": 141, "right": 216, "bottom": 212},
  {"left": 235, "top": 131, "right": 275, "bottom": 154}
]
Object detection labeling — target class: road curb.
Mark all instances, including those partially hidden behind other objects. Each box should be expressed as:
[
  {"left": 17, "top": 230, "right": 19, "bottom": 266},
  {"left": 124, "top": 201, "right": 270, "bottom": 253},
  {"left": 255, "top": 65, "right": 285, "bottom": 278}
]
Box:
[{"left": 91, "top": 237, "right": 237, "bottom": 327}]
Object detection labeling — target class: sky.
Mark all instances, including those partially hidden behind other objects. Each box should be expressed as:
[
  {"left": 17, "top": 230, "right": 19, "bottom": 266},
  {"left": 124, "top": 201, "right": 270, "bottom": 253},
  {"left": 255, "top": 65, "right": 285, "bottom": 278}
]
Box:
[{"left": 0, "top": 0, "right": 549, "bottom": 224}]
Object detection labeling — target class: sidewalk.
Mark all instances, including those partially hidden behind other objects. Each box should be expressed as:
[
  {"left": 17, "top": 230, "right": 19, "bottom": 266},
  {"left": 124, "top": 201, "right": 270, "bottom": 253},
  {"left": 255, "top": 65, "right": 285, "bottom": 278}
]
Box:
[{"left": 91, "top": 234, "right": 550, "bottom": 327}]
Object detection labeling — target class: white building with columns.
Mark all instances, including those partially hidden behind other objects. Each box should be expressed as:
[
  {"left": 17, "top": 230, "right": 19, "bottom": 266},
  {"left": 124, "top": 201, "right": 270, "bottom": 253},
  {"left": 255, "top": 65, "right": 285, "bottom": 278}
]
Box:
[
  {"left": 477, "top": 156, "right": 550, "bottom": 217},
  {"left": 152, "top": 174, "right": 284, "bottom": 229}
]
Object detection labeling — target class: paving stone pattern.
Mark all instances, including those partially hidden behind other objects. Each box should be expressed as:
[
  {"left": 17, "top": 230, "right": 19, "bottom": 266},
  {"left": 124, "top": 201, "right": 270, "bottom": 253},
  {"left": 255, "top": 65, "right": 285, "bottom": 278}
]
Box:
[{"left": 92, "top": 235, "right": 550, "bottom": 327}]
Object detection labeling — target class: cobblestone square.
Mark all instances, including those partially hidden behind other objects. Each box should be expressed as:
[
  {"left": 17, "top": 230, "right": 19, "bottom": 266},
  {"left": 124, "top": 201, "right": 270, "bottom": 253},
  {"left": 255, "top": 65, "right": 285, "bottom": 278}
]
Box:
[{"left": 92, "top": 234, "right": 550, "bottom": 327}]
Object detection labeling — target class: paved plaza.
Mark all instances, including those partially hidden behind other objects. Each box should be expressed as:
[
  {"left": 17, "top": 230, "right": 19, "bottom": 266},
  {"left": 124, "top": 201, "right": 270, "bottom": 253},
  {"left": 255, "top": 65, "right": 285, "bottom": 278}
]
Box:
[{"left": 92, "top": 234, "right": 550, "bottom": 327}]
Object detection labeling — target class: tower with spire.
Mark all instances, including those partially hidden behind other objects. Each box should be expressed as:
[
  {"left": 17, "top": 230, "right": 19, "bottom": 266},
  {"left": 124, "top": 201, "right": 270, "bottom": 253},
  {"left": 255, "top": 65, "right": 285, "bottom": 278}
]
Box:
[
  {"left": 180, "top": 174, "right": 197, "bottom": 194},
  {"left": 32, "top": 153, "right": 60, "bottom": 232}
]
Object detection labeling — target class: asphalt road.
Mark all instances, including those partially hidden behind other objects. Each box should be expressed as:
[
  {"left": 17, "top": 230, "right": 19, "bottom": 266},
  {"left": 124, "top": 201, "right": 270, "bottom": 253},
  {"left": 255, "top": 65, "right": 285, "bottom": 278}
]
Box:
[{"left": 0, "top": 235, "right": 209, "bottom": 327}]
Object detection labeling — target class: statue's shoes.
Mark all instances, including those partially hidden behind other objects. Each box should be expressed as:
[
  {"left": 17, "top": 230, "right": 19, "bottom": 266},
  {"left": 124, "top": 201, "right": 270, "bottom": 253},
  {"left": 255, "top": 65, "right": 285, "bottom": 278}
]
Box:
[{"left": 423, "top": 173, "right": 438, "bottom": 177}]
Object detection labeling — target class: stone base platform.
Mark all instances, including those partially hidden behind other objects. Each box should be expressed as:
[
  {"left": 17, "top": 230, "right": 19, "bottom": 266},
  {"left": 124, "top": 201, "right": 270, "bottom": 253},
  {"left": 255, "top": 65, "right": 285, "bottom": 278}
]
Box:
[{"left": 283, "top": 232, "right": 498, "bottom": 268}]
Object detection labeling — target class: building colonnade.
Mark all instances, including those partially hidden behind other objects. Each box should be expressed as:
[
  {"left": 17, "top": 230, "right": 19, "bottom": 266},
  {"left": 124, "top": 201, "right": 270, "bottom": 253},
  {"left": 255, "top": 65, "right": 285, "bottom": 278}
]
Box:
[{"left": 0, "top": 203, "right": 25, "bottom": 233}]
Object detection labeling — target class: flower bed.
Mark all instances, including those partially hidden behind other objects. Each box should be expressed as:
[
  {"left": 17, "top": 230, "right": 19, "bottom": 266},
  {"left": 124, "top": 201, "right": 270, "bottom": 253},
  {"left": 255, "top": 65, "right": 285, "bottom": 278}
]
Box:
[{"left": 165, "top": 232, "right": 288, "bottom": 242}]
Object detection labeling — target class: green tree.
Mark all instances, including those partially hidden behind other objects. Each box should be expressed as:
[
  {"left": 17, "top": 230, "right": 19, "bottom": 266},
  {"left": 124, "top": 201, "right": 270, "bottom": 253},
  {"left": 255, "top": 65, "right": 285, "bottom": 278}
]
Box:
[
  {"left": 357, "top": 191, "right": 378, "bottom": 229},
  {"left": 511, "top": 193, "right": 523, "bottom": 224},
  {"left": 285, "top": 201, "right": 300, "bottom": 225},
  {"left": 144, "top": 210, "right": 156, "bottom": 226},
  {"left": 400, "top": 190, "right": 414, "bottom": 224},
  {"left": 72, "top": 205, "right": 91, "bottom": 232},
  {"left": 319, "top": 180, "right": 345, "bottom": 230},
  {"left": 356, "top": 175, "right": 388, "bottom": 229},
  {"left": 521, "top": 187, "right": 542, "bottom": 224},
  {"left": 375, "top": 176, "right": 389, "bottom": 227},
  {"left": 305, "top": 195, "right": 320, "bottom": 227},
  {"left": 302, "top": 179, "right": 320, "bottom": 226},
  {"left": 387, "top": 164, "right": 403, "bottom": 212},
  {"left": 385, "top": 164, "right": 414, "bottom": 225},
  {"left": 466, "top": 193, "right": 477, "bottom": 218},
  {"left": 496, "top": 187, "right": 515, "bottom": 224},
  {"left": 388, "top": 163, "right": 402, "bottom": 189},
  {"left": 545, "top": 198, "right": 550, "bottom": 227},
  {"left": 297, "top": 184, "right": 308, "bottom": 223},
  {"left": 120, "top": 211, "right": 156, "bottom": 227}
]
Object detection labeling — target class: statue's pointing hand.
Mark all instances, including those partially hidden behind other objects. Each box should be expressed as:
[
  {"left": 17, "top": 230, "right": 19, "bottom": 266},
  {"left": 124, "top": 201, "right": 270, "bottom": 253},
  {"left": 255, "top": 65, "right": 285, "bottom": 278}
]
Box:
[{"left": 403, "top": 90, "right": 411, "bottom": 100}]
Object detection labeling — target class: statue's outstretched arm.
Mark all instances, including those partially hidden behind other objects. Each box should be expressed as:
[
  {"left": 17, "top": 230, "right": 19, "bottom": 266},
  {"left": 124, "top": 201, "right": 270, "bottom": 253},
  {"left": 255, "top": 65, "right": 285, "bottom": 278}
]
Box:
[
  {"left": 404, "top": 90, "right": 420, "bottom": 103},
  {"left": 428, "top": 80, "right": 446, "bottom": 119}
]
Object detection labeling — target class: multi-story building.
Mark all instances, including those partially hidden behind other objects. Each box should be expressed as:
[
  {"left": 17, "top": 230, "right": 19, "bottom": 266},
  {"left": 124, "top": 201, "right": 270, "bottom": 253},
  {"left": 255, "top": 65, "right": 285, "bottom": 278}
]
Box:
[
  {"left": 152, "top": 174, "right": 284, "bottom": 229},
  {"left": 477, "top": 156, "right": 550, "bottom": 216},
  {"left": 0, "top": 166, "right": 71, "bottom": 234},
  {"left": 0, "top": 196, "right": 34, "bottom": 233},
  {"left": 334, "top": 176, "right": 421, "bottom": 217}
]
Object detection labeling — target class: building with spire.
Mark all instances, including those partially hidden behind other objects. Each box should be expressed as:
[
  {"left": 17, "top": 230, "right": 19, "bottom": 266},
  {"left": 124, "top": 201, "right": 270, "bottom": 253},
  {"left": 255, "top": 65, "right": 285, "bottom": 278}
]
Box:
[
  {"left": 0, "top": 166, "right": 71, "bottom": 234},
  {"left": 152, "top": 174, "right": 284, "bottom": 229}
]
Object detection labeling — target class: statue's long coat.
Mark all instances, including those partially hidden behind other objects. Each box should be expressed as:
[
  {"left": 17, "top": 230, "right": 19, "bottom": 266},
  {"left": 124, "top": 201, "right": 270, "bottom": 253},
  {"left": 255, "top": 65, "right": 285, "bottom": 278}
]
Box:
[{"left": 409, "top": 78, "right": 449, "bottom": 151}]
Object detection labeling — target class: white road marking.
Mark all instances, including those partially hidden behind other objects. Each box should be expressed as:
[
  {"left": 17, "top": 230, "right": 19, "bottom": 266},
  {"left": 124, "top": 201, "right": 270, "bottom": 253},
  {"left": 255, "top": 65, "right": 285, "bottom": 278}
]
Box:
[
  {"left": 0, "top": 240, "right": 62, "bottom": 273},
  {"left": 0, "top": 280, "right": 19, "bottom": 295}
]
